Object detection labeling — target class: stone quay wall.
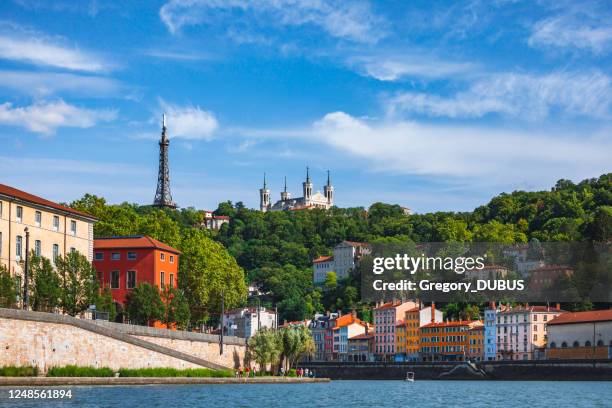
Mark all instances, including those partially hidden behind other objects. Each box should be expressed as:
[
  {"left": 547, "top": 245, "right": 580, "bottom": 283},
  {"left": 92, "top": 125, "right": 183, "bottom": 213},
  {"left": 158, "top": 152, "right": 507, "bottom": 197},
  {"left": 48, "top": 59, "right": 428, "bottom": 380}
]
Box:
[{"left": 0, "top": 309, "right": 246, "bottom": 374}]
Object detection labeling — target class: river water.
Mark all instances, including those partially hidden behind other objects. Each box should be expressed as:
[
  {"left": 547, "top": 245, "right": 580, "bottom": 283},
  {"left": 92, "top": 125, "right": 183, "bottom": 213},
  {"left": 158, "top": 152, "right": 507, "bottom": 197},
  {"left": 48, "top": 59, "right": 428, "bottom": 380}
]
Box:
[{"left": 1, "top": 380, "right": 611, "bottom": 407}]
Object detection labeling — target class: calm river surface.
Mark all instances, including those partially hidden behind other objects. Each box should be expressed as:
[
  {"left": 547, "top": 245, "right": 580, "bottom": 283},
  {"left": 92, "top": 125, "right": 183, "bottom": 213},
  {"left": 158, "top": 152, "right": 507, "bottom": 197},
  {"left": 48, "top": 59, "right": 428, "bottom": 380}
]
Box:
[{"left": 1, "top": 380, "right": 611, "bottom": 408}]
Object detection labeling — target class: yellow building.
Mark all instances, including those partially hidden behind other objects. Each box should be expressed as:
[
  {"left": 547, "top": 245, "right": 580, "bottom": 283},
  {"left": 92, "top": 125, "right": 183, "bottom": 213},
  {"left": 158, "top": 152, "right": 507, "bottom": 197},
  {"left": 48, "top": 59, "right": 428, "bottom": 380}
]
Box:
[
  {"left": 404, "top": 307, "right": 421, "bottom": 358},
  {"left": 0, "top": 184, "right": 96, "bottom": 298},
  {"left": 395, "top": 321, "right": 406, "bottom": 357}
]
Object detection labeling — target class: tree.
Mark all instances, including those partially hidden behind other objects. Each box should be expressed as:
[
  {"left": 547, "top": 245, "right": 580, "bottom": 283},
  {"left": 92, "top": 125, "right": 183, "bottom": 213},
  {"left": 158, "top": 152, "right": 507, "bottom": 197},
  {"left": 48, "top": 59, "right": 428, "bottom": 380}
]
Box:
[
  {"left": 161, "top": 286, "right": 191, "bottom": 330},
  {"left": 0, "top": 264, "right": 17, "bottom": 308},
  {"left": 179, "top": 229, "right": 247, "bottom": 325},
  {"left": 55, "top": 251, "right": 99, "bottom": 316},
  {"left": 279, "top": 325, "right": 315, "bottom": 371},
  {"left": 247, "top": 328, "right": 282, "bottom": 372},
  {"left": 124, "top": 283, "right": 164, "bottom": 325},
  {"left": 30, "top": 253, "right": 61, "bottom": 312},
  {"left": 324, "top": 272, "right": 337, "bottom": 291},
  {"left": 96, "top": 286, "right": 117, "bottom": 321}
]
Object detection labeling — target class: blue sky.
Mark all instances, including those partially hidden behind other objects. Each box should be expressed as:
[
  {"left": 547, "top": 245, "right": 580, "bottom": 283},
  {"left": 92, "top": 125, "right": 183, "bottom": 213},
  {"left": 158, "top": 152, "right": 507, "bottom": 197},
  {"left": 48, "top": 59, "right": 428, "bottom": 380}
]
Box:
[{"left": 0, "top": 0, "right": 610, "bottom": 212}]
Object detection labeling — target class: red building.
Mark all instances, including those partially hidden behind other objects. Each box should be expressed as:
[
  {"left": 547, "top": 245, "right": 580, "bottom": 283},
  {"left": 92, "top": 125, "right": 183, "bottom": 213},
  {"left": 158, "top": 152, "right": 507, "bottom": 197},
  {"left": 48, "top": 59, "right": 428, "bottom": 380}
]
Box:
[{"left": 93, "top": 235, "right": 180, "bottom": 307}]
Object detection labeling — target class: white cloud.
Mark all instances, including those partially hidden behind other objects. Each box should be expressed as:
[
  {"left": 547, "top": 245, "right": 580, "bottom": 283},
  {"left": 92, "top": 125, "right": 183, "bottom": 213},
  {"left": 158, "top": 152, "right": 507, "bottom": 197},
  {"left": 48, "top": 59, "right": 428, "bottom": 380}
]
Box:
[
  {"left": 528, "top": 6, "right": 612, "bottom": 54},
  {"left": 159, "top": 100, "right": 218, "bottom": 140},
  {"left": 159, "top": 0, "right": 385, "bottom": 43},
  {"left": 0, "top": 26, "right": 109, "bottom": 72},
  {"left": 349, "top": 54, "right": 477, "bottom": 81},
  {"left": 310, "top": 111, "right": 612, "bottom": 187},
  {"left": 0, "top": 70, "right": 123, "bottom": 97},
  {"left": 0, "top": 99, "right": 117, "bottom": 134},
  {"left": 386, "top": 71, "right": 612, "bottom": 120}
]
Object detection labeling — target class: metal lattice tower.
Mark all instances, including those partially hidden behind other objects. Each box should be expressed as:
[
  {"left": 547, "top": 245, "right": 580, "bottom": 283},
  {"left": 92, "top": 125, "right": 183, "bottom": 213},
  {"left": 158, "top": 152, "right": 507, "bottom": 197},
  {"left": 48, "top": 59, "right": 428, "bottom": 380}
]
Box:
[{"left": 153, "top": 114, "right": 177, "bottom": 208}]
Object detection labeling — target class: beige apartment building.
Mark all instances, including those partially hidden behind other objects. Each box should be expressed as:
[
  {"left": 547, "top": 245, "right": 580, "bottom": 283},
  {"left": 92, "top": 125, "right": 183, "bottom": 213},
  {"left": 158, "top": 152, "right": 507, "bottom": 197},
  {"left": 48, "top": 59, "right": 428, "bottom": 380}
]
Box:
[{"left": 0, "top": 184, "right": 96, "bottom": 293}]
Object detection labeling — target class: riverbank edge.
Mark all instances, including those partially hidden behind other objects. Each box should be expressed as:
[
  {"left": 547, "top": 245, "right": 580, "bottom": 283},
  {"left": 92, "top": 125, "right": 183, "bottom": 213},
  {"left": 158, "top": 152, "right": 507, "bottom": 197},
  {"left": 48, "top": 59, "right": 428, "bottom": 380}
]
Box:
[{"left": 0, "top": 377, "right": 330, "bottom": 386}]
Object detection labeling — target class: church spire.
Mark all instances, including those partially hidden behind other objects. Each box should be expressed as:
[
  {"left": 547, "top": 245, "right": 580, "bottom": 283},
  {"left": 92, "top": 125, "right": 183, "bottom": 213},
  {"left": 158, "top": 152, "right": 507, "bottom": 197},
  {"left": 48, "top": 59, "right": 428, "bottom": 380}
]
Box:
[
  {"left": 284, "top": 176, "right": 287, "bottom": 192},
  {"left": 260, "top": 172, "right": 270, "bottom": 212},
  {"left": 327, "top": 170, "right": 331, "bottom": 186},
  {"left": 324, "top": 169, "right": 334, "bottom": 206}
]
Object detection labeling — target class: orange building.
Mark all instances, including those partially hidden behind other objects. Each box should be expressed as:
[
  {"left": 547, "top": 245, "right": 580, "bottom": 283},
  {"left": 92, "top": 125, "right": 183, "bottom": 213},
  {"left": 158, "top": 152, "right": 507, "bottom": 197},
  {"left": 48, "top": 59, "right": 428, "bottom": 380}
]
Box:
[
  {"left": 404, "top": 308, "right": 421, "bottom": 358},
  {"left": 395, "top": 321, "right": 406, "bottom": 358},
  {"left": 467, "top": 325, "right": 485, "bottom": 361},
  {"left": 420, "top": 320, "right": 483, "bottom": 361},
  {"left": 93, "top": 235, "right": 180, "bottom": 323}
]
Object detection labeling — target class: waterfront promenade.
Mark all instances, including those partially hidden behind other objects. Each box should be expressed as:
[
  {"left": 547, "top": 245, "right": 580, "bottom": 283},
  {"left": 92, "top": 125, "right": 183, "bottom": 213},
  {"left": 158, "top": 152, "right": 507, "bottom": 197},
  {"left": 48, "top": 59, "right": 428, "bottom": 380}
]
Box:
[{"left": 0, "top": 377, "right": 329, "bottom": 386}]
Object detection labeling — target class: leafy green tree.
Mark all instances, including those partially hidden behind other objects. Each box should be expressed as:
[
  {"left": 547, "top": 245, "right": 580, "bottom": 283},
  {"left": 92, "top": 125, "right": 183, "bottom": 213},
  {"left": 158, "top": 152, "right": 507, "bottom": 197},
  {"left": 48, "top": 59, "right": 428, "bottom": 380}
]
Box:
[
  {"left": 179, "top": 229, "right": 247, "bottom": 325},
  {"left": 30, "top": 253, "right": 61, "bottom": 312},
  {"left": 0, "top": 264, "right": 17, "bottom": 308},
  {"left": 125, "top": 283, "right": 164, "bottom": 326},
  {"left": 324, "top": 272, "right": 337, "bottom": 291},
  {"left": 247, "top": 328, "right": 282, "bottom": 372},
  {"left": 161, "top": 286, "right": 191, "bottom": 330},
  {"left": 279, "top": 325, "right": 315, "bottom": 371},
  {"left": 56, "top": 251, "right": 99, "bottom": 316},
  {"left": 95, "top": 286, "right": 117, "bottom": 321}
]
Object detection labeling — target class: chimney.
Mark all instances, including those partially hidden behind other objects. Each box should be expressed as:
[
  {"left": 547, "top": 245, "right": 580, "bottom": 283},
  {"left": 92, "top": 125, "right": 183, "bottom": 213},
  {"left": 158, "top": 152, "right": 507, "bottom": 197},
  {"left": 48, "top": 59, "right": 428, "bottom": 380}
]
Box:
[
  {"left": 326, "top": 310, "right": 330, "bottom": 317},
  {"left": 337, "top": 309, "right": 342, "bottom": 317},
  {"left": 556, "top": 303, "right": 561, "bottom": 311},
  {"left": 351, "top": 309, "right": 357, "bottom": 319},
  {"left": 365, "top": 324, "right": 369, "bottom": 335},
  {"left": 431, "top": 302, "right": 436, "bottom": 323},
  {"left": 489, "top": 301, "right": 496, "bottom": 310},
  {"left": 418, "top": 299, "right": 422, "bottom": 310}
]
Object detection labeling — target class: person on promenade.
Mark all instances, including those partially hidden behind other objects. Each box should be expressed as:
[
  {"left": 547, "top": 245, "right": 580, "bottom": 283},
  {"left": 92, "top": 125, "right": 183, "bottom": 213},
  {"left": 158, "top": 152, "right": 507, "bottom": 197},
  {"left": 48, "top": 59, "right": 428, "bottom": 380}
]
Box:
[{"left": 245, "top": 367, "right": 250, "bottom": 378}]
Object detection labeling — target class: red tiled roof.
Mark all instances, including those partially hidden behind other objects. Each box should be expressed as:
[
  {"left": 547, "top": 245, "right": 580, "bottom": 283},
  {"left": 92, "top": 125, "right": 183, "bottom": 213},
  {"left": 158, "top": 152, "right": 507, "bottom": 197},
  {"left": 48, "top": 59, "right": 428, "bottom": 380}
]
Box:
[
  {"left": 334, "top": 314, "right": 365, "bottom": 328},
  {"left": 94, "top": 235, "right": 180, "bottom": 254},
  {"left": 0, "top": 183, "right": 96, "bottom": 220},
  {"left": 349, "top": 333, "right": 374, "bottom": 340},
  {"left": 313, "top": 255, "right": 334, "bottom": 263},
  {"left": 547, "top": 309, "right": 612, "bottom": 325},
  {"left": 342, "top": 240, "right": 369, "bottom": 247},
  {"left": 499, "top": 305, "right": 565, "bottom": 313},
  {"left": 215, "top": 215, "right": 230, "bottom": 220}
]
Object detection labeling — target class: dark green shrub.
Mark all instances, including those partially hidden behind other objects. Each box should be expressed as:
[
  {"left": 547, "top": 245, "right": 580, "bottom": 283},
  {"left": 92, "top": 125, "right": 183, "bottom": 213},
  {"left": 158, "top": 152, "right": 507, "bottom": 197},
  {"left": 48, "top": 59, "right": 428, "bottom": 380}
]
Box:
[
  {"left": 46, "top": 365, "right": 114, "bottom": 377},
  {"left": 0, "top": 366, "right": 39, "bottom": 376}
]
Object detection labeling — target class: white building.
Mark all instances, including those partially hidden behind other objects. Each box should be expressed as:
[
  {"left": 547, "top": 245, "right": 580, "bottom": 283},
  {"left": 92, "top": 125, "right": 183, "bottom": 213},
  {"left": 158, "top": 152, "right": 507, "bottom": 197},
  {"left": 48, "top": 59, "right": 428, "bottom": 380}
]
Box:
[
  {"left": 496, "top": 305, "right": 564, "bottom": 360},
  {"left": 546, "top": 310, "right": 612, "bottom": 359},
  {"left": 222, "top": 307, "right": 277, "bottom": 339},
  {"left": 200, "top": 210, "right": 229, "bottom": 230},
  {"left": 260, "top": 168, "right": 334, "bottom": 212},
  {"left": 312, "top": 240, "right": 371, "bottom": 284}
]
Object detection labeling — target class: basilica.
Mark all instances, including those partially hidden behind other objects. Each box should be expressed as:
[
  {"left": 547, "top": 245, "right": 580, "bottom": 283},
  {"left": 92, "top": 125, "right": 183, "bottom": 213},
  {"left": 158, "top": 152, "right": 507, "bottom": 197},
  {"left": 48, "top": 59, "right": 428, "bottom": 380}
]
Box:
[{"left": 260, "top": 168, "right": 334, "bottom": 212}]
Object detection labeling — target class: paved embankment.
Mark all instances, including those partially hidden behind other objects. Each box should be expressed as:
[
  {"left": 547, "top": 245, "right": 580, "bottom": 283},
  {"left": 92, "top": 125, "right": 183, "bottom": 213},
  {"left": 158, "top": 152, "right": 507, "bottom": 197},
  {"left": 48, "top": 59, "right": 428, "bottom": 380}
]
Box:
[{"left": 0, "top": 377, "right": 330, "bottom": 386}]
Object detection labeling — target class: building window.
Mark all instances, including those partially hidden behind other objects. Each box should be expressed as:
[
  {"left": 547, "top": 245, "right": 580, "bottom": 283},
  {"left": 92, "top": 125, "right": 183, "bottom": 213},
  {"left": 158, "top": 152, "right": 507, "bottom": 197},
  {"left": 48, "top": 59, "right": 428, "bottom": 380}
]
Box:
[
  {"left": 34, "top": 240, "right": 41, "bottom": 257},
  {"left": 584, "top": 340, "right": 591, "bottom": 347},
  {"left": 170, "top": 255, "right": 174, "bottom": 263},
  {"left": 533, "top": 325, "right": 537, "bottom": 331},
  {"left": 16, "top": 206, "right": 23, "bottom": 223},
  {"left": 127, "top": 252, "right": 137, "bottom": 260},
  {"left": 111, "top": 271, "right": 120, "bottom": 289},
  {"left": 111, "top": 252, "right": 120, "bottom": 260},
  {"left": 160, "top": 271, "right": 165, "bottom": 287},
  {"left": 543, "top": 315, "right": 548, "bottom": 322},
  {"left": 126, "top": 270, "right": 136, "bottom": 289},
  {"left": 95, "top": 252, "right": 104, "bottom": 261},
  {"left": 70, "top": 247, "right": 76, "bottom": 254},
  {"left": 550, "top": 342, "right": 556, "bottom": 348},
  {"left": 35, "top": 211, "right": 42, "bottom": 227},
  {"left": 533, "top": 315, "right": 537, "bottom": 321},
  {"left": 53, "top": 244, "right": 59, "bottom": 261},
  {"left": 573, "top": 341, "right": 580, "bottom": 348},
  {"left": 53, "top": 216, "right": 60, "bottom": 231},
  {"left": 169, "top": 273, "right": 174, "bottom": 288},
  {"left": 16, "top": 235, "right": 23, "bottom": 260},
  {"left": 160, "top": 253, "right": 165, "bottom": 261},
  {"left": 70, "top": 220, "right": 77, "bottom": 236}
]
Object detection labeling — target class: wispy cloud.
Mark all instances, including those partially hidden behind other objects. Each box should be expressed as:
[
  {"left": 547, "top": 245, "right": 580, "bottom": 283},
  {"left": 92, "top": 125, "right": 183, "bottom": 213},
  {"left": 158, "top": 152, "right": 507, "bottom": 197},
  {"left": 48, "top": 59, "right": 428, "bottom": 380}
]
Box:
[
  {"left": 528, "top": 3, "right": 612, "bottom": 54},
  {"left": 158, "top": 99, "right": 218, "bottom": 140},
  {"left": 0, "top": 23, "right": 110, "bottom": 72},
  {"left": 0, "top": 99, "right": 117, "bottom": 134},
  {"left": 0, "top": 70, "right": 123, "bottom": 97},
  {"left": 386, "top": 71, "right": 612, "bottom": 120},
  {"left": 348, "top": 53, "right": 477, "bottom": 81},
  {"left": 159, "top": 0, "right": 386, "bottom": 43},
  {"left": 143, "top": 49, "right": 215, "bottom": 61},
  {"left": 310, "top": 111, "right": 612, "bottom": 187}
]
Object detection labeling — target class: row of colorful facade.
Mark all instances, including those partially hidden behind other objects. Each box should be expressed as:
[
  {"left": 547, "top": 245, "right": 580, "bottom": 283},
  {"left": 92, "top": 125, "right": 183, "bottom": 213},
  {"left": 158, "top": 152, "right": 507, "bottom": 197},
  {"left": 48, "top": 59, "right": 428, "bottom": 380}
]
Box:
[{"left": 309, "top": 300, "right": 612, "bottom": 362}]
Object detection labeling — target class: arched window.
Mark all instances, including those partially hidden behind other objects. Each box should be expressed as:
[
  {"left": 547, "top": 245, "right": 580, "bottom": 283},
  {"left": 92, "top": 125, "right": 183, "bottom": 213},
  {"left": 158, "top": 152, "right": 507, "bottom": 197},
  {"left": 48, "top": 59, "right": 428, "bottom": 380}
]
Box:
[
  {"left": 572, "top": 341, "right": 580, "bottom": 348},
  {"left": 596, "top": 340, "right": 604, "bottom": 347},
  {"left": 561, "top": 342, "right": 568, "bottom": 348},
  {"left": 584, "top": 341, "right": 591, "bottom": 347},
  {"left": 550, "top": 342, "right": 556, "bottom": 348}
]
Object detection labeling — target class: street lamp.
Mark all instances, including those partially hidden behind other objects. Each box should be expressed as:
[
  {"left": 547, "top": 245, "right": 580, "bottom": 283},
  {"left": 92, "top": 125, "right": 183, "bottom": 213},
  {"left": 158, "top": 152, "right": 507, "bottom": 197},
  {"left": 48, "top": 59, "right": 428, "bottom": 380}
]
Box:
[{"left": 23, "top": 227, "right": 30, "bottom": 310}]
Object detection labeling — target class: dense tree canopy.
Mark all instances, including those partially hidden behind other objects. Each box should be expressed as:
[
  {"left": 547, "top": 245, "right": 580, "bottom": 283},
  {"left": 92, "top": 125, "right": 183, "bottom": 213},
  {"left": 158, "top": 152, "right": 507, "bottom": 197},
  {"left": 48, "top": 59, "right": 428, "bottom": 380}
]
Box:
[{"left": 68, "top": 174, "right": 611, "bottom": 322}]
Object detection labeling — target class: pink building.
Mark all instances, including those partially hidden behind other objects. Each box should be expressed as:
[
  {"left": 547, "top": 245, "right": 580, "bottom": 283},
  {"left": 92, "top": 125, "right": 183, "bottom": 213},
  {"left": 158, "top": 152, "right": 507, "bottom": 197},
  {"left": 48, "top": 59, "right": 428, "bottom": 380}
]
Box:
[{"left": 373, "top": 300, "right": 418, "bottom": 361}]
